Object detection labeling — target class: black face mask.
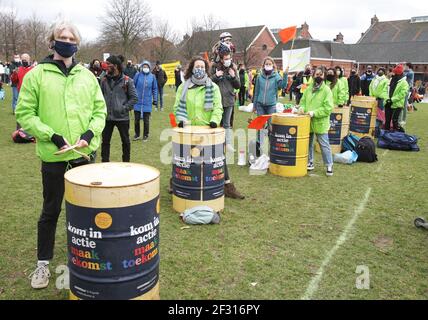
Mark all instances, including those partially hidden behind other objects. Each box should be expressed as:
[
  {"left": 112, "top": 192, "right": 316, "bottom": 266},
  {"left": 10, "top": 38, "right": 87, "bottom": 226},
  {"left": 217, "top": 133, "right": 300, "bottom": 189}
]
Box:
[
  {"left": 326, "top": 74, "right": 335, "bottom": 82},
  {"left": 378, "top": 72, "right": 384, "bottom": 77},
  {"left": 22, "top": 61, "right": 29, "bottom": 67},
  {"left": 53, "top": 40, "right": 78, "bottom": 58},
  {"left": 367, "top": 70, "right": 372, "bottom": 74},
  {"left": 314, "top": 76, "right": 323, "bottom": 84},
  {"left": 351, "top": 71, "right": 356, "bottom": 75}
]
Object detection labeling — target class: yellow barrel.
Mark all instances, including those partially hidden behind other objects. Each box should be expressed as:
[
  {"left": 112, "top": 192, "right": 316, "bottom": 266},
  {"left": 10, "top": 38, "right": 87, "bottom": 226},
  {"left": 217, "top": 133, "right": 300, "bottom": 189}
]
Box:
[
  {"left": 172, "top": 126, "right": 225, "bottom": 213},
  {"left": 65, "top": 163, "right": 160, "bottom": 300},
  {"left": 349, "top": 96, "right": 377, "bottom": 138},
  {"left": 316, "top": 106, "right": 350, "bottom": 154},
  {"left": 269, "top": 113, "right": 311, "bottom": 178}
]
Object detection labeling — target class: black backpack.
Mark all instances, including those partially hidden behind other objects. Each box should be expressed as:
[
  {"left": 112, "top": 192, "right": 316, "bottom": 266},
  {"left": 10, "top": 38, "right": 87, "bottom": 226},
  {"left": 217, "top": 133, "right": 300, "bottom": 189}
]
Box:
[{"left": 356, "top": 137, "right": 378, "bottom": 162}]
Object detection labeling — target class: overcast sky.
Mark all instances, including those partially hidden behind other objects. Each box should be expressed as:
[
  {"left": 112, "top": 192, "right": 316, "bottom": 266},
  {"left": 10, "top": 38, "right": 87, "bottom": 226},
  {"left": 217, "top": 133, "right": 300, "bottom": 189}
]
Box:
[{"left": 0, "top": 0, "right": 425, "bottom": 44}]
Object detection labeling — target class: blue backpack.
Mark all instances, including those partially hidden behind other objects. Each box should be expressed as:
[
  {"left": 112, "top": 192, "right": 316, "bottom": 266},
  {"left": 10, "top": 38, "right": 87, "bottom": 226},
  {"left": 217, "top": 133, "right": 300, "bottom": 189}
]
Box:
[
  {"left": 377, "top": 130, "right": 420, "bottom": 151},
  {"left": 342, "top": 133, "right": 360, "bottom": 152}
]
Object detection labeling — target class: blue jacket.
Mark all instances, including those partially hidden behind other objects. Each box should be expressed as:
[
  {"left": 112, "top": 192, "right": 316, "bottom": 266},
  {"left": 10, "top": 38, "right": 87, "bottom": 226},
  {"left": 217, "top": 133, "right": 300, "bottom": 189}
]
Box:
[
  {"left": 253, "top": 70, "right": 288, "bottom": 107},
  {"left": 133, "top": 71, "right": 158, "bottom": 113}
]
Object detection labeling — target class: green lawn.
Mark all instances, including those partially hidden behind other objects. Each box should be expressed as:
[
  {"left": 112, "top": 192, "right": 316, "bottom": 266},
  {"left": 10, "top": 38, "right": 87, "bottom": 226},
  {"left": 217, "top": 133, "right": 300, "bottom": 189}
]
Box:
[{"left": 0, "top": 84, "right": 427, "bottom": 300}]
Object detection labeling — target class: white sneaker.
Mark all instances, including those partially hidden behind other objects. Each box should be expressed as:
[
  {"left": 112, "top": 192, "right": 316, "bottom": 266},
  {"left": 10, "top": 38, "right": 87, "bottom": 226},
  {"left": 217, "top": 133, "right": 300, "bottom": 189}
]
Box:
[
  {"left": 29, "top": 264, "right": 51, "bottom": 289},
  {"left": 307, "top": 162, "right": 315, "bottom": 171},
  {"left": 326, "top": 166, "right": 334, "bottom": 177}
]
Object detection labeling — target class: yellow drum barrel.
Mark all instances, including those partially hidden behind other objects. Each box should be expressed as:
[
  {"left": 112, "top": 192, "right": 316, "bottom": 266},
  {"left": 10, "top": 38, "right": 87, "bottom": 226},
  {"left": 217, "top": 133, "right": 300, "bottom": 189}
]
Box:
[
  {"left": 316, "top": 106, "right": 350, "bottom": 154},
  {"left": 269, "top": 113, "right": 311, "bottom": 178},
  {"left": 172, "top": 126, "right": 225, "bottom": 213},
  {"left": 350, "top": 96, "right": 377, "bottom": 138},
  {"left": 65, "top": 163, "right": 161, "bottom": 300}
]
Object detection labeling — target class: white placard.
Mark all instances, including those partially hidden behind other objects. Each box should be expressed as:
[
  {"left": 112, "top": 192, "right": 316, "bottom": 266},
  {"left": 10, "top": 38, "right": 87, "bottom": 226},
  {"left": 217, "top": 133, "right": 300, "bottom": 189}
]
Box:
[{"left": 282, "top": 47, "right": 311, "bottom": 72}]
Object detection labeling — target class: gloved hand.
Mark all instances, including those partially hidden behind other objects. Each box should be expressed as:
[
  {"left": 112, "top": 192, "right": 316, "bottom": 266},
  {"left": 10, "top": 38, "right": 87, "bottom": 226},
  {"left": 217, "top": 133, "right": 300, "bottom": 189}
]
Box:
[
  {"left": 308, "top": 111, "right": 315, "bottom": 118},
  {"left": 209, "top": 122, "right": 218, "bottom": 128},
  {"left": 386, "top": 99, "right": 392, "bottom": 105},
  {"left": 338, "top": 104, "right": 343, "bottom": 108},
  {"left": 178, "top": 121, "right": 184, "bottom": 128}
]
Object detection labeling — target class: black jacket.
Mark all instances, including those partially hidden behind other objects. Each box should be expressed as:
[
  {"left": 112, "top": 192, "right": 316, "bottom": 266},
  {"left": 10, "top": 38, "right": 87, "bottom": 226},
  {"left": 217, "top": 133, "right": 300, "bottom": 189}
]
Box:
[
  {"left": 153, "top": 68, "right": 168, "bottom": 88},
  {"left": 210, "top": 62, "right": 241, "bottom": 108},
  {"left": 348, "top": 74, "right": 361, "bottom": 97},
  {"left": 100, "top": 73, "right": 138, "bottom": 122}
]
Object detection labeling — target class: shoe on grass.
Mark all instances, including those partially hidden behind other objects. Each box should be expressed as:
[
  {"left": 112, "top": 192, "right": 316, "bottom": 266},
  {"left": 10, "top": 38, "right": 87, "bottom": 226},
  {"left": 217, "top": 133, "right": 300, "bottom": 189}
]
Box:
[
  {"left": 326, "top": 166, "right": 333, "bottom": 177},
  {"left": 307, "top": 162, "right": 315, "bottom": 171},
  {"left": 29, "top": 264, "right": 51, "bottom": 289},
  {"left": 143, "top": 136, "right": 149, "bottom": 142},
  {"left": 133, "top": 135, "right": 141, "bottom": 141},
  {"left": 224, "top": 182, "right": 245, "bottom": 200}
]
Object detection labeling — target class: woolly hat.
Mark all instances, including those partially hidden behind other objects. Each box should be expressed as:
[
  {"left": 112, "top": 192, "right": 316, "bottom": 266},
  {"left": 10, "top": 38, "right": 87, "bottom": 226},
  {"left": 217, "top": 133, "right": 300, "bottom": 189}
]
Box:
[
  {"left": 393, "top": 64, "right": 404, "bottom": 75},
  {"left": 106, "top": 55, "right": 122, "bottom": 68}
]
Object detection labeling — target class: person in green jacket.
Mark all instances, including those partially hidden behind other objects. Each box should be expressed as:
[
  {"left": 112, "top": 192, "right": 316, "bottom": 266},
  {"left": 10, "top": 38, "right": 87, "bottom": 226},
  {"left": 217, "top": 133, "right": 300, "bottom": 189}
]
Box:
[
  {"left": 298, "top": 67, "right": 334, "bottom": 176},
  {"left": 335, "top": 66, "right": 349, "bottom": 107},
  {"left": 173, "top": 56, "right": 244, "bottom": 199},
  {"left": 369, "top": 67, "right": 389, "bottom": 134},
  {"left": 384, "top": 64, "right": 409, "bottom": 131},
  {"left": 325, "top": 68, "right": 342, "bottom": 106},
  {"left": 15, "top": 21, "right": 107, "bottom": 290}
]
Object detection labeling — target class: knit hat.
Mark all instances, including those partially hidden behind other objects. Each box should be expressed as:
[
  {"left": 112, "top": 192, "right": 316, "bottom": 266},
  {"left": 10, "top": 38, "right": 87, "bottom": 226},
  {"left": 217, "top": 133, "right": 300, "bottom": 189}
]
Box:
[
  {"left": 393, "top": 64, "right": 404, "bottom": 75},
  {"left": 106, "top": 55, "right": 122, "bottom": 68}
]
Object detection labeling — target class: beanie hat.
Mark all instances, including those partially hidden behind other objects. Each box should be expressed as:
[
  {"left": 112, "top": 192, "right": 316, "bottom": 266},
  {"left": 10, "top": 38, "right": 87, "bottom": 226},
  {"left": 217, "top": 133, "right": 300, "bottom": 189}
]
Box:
[
  {"left": 106, "top": 55, "right": 122, "bottom": 68},
  {"left": 393, "top": 64, "right": 404, "bottom": 75}
]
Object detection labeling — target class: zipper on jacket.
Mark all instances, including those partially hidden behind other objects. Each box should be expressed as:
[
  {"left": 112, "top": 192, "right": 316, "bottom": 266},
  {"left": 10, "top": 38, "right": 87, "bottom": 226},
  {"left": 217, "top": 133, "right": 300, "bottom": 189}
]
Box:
[{"left": 263, "top": 75, "right": 270, "bottom": 105}]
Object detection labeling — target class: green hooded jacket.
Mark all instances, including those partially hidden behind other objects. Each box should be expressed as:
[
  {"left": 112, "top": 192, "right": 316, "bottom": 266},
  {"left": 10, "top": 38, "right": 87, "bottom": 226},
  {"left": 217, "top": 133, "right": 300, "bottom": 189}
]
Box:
[
  {"left": 390, "top": 76, "right": 409, "bottom": 109},
  {"left": 300, "top": 82, "right": 334, "bottom": 134},
  {"left": 325, "top": 80, "right": 345, "bottom": 106},
  {"left": 338, "top": 77, "right": 349, "bottom": 105},
  {"left": 369, "top": 75, "right": 389, "bottom": 100},
  {"left": 173, "top": 82, "right": 223, "bottom": 126},
  {"left": 15, "top": 59, "right": 107, "bottom": 162}
]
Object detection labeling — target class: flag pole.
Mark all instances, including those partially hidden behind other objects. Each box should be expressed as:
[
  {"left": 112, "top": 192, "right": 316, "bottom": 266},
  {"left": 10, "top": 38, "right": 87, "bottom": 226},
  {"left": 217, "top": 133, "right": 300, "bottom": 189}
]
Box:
[{"left": 287, "top": 36, "right": 296, "bottom": 70}]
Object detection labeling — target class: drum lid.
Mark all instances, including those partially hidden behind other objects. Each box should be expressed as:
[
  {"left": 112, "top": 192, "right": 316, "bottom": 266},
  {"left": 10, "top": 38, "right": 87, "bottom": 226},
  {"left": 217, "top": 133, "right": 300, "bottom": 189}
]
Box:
[{"left": 65, "top": 163, "right": 160, "bottom": 188}]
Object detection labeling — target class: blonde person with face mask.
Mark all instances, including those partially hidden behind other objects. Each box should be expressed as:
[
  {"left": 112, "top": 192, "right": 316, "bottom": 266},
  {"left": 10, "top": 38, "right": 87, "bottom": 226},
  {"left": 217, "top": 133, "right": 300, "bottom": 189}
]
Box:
[
  {"left": 252, "top": 57, "right": 288, "bottom": 157},
  {"left": 15, "top": 21, "right": 107, "bottom": 290}
]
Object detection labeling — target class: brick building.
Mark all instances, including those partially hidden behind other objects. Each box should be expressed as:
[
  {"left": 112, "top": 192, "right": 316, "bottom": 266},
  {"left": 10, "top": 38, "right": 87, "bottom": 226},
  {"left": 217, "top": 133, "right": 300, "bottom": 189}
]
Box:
[{"left": 181, "top": 25, "right": 278, "bottom": 68}]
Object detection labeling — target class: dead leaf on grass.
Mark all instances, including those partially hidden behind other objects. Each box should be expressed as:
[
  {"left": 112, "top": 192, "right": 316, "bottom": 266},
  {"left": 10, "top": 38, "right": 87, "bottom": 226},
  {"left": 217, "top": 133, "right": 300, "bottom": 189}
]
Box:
[{"left": 373, "top": 235, "right": 394, "bottom": 252}]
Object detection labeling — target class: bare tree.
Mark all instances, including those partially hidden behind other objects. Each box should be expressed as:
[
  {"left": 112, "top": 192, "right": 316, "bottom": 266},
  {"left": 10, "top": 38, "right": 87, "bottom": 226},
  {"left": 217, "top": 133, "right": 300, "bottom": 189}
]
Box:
[
  {"left": 151, "top": 19, "right": 179, "bottom": 63},
  {"left": 100, "top": 0, "right": 152, "bottom": 58},
  {"left": 201, "top": 14, "right": 223, "bottom": 54},
  {"left": 0, "top": 7, "right": 22, "bottom": 61},
  {"left": 22, "top": 13, "right": 48, "bottom": 62},
  {"left": 180, "top": 19, "right": 203, "bottom": 62},
  {"left": 234, "top": 25, "right": 259, "bottom": 67}
]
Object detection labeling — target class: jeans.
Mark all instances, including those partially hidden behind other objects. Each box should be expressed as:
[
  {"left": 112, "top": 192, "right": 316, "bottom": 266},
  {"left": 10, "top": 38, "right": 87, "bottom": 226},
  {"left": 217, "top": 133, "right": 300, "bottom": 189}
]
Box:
[
  {"left": 158, "top": 86, "right": 164, "bottom": 108},
  {"left": 38, "top": 156, "right": 95, "bottom": 260},
  {"left": 255, "top": 103, "right": 276, "bottom": 156},
  {"left": 308, "top": 133, "right": 333, "bottom": 167},
  {"left": 399, "top": 90, "right": 411, "bottom": 123},
  {"left": 12, "top": 87, "right": 18, "bottom": 113},
  {"left": 384, "top": 106, "right": 402, "bottom": 131},
  {"left": 239, "top": 87, "right": 246, "bottom": 106},
  {"left": 134, "top": 111, "right": 151, "bottom": 138},
  {"left": 101, "top": 120, "right": 130, "bottom": 162}
]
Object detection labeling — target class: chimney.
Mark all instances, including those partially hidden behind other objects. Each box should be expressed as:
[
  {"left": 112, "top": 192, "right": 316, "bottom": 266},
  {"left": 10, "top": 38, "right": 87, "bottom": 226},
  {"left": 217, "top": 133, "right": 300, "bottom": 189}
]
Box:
[
  {"left": 334, "top": 32, "right": 344, "bottom": 43},
  {"left": 300, "top": 21, "right": 309, "bottom": 38},
  {"left": 371, "top": 14, "right": 379, "bottom": 25}
]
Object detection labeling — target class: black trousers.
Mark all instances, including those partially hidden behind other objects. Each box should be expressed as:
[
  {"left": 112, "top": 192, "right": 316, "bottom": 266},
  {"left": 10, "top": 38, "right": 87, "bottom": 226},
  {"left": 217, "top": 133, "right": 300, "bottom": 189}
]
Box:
[
  {"left": 134, "top": 111, "right": 151, "bottom": 138},
  {"left": 38, "top": 156, "right": 95, "bottom": 260},
  {"left": 239, "top": 86, "right": 246, "bottom": 106},
  {"left": 384, "top": 105, "right": 402, "bottom": 131},
  {"left": 101, "top": 120, "right": 130, "bottom": 162}
]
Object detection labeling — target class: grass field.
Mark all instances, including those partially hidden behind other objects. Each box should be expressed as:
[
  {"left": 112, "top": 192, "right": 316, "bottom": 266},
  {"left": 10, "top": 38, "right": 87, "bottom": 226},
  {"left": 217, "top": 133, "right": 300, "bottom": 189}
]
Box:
[{"left": 0, "top": 84, "right": 427, "bottom": 300}]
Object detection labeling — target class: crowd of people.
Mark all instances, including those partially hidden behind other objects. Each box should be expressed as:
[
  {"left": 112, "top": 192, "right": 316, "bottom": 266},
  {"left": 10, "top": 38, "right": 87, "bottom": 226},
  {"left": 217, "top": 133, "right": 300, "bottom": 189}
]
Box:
[{"left": 1, "top": 20, "right": 424, "bottom": 292}]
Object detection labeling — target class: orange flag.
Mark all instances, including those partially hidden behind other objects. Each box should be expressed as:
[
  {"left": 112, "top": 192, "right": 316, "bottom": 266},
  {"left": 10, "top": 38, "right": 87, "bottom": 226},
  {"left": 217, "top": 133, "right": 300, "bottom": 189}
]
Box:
[
  {"left": 203, "top": 51, "right": 209, "bottom": 61},
  {"left": 248, "top": 115, "right": 272, "bottom": 130},
  {"left": 279, "top": 26, "right": 297, "bottom": 43},
  {"left": 169, "top": 113, "right": 178, "bottom": 128}
]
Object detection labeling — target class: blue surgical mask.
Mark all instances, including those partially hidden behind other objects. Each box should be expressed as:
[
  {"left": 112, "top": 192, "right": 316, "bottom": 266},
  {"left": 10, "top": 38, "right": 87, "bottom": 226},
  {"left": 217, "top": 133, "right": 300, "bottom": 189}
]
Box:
[
  {"left": 54, "top": 40, "right": 78, "bottom": 58},
  {"left": 193, "top": 68, "right": 206, "bottom": 79}
]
